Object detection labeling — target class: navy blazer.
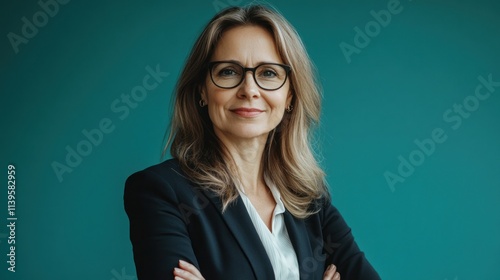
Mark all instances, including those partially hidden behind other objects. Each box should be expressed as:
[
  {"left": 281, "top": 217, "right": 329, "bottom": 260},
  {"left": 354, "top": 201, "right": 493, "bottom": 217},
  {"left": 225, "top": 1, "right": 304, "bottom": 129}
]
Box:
[{"left": 124, "top": 159, "right": 380, "bottom": 280}]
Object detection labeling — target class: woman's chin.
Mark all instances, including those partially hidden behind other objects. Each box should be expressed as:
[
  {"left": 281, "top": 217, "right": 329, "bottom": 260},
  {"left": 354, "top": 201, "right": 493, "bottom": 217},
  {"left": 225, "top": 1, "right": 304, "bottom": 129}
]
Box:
[{"left": 215, "top": 128, "right": 273, "bottom": 143}]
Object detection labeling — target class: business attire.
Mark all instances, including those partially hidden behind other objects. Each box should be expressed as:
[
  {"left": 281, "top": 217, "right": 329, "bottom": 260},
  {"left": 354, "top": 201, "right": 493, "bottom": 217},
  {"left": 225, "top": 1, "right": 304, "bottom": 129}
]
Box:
[
  {"left": 238, "top": 178, "right": 300, "bottom": 279},
  {"left": 124, "top": 159, "right": 380, "bottom": 280}
]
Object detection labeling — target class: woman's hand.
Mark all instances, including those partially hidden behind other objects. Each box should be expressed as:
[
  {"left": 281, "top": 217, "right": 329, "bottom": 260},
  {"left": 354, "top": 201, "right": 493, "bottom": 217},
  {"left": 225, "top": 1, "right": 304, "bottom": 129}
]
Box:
[
  {"left": 173, "top": 260, "right": 205, "bottom": 280},
  {"left": 173, "top": 259, "right": 339, "bottom": 280},
  {"left": 323, "top": 264, "right": 341, "bottom": 280}
]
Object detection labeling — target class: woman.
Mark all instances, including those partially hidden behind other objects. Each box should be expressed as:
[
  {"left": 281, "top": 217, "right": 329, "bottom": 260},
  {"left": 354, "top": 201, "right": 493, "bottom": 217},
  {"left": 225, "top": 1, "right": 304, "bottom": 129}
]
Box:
[{"left": 124, "top": 4, "right": 380, "bottom": 280}]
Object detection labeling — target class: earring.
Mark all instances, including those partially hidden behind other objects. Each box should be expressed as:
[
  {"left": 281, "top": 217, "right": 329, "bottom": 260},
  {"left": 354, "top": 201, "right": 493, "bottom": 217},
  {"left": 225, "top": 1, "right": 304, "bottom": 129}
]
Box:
[
  {"left": 286, "top": 104, "right": 293, "bottom": 112},
  {"left": 199, "top": 99, "right": 207, "bottom": 107}
]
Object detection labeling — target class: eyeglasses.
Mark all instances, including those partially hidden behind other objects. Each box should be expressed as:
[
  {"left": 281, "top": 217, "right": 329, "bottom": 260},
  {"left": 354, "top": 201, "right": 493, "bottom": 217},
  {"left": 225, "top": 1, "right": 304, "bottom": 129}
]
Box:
[{"left": 208, "top": 61, "right": 291, "bottom": 91}]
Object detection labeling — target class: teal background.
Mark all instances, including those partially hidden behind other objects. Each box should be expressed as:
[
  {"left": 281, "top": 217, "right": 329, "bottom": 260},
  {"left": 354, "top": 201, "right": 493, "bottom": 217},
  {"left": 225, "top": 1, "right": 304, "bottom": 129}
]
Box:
[{"left": 1, "top": 0, "right": 499, "bottom": 279}]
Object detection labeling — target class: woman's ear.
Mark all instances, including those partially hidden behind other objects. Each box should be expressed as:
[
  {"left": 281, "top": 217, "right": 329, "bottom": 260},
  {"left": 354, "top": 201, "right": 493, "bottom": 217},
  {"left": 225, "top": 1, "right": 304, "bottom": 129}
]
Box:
[
  {"left": 286, "top": 90, "right": 293, "bottom": 106},
  {"left": 199, "top": 85, "right": 207, "bottom": 102}
]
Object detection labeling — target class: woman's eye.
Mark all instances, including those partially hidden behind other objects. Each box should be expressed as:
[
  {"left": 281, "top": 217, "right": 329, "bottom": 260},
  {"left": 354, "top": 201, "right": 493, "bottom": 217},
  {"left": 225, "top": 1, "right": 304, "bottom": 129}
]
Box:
[
  {"left": 261, "top": 69, "right": 277, "bottom": 78},
  {"left": 219, "top": 68, "right": 238, "bottom": 76}
]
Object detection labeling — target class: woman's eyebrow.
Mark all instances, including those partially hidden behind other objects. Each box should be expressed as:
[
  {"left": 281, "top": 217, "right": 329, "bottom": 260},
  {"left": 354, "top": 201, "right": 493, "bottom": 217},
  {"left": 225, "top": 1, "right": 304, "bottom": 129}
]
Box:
[{"left": 212, "top": 59, "right": 284, "bottom": 66}]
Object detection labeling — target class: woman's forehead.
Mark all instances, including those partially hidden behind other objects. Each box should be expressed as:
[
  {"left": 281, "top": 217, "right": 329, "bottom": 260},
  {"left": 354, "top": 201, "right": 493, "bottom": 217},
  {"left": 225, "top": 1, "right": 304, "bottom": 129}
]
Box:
[{"left": 211, "top": 25, "right": 283, "bottom": 64}]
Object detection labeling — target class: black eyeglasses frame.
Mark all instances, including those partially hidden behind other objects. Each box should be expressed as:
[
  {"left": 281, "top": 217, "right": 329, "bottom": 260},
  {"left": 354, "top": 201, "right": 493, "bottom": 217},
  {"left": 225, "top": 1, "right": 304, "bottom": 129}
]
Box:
[{"left": 207, "top": 61, "right": 292, "bottom": 91}]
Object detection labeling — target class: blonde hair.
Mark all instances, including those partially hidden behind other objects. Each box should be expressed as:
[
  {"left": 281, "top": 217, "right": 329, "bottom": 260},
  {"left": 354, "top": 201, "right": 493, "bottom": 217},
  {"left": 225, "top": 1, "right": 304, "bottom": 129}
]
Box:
[{"left": 164, "top": 4, "right": 329, "bottom": 218}]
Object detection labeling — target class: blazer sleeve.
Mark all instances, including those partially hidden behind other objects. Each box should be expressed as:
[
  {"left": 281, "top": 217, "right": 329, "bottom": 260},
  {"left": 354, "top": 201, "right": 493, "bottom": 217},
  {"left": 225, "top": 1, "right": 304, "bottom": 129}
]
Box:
[
  {"left": 321, "top": 199, "right": 381, "bottom": 280},
  {"left": 124, "top": 169, "right": 198, "bottom": 280}
]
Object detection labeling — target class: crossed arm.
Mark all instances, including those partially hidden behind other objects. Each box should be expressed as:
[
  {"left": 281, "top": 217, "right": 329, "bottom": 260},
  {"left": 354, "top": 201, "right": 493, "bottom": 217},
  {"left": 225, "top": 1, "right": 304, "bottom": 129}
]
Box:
[{"left": 172, "top": 259, "right": 341, "bottom": 280}]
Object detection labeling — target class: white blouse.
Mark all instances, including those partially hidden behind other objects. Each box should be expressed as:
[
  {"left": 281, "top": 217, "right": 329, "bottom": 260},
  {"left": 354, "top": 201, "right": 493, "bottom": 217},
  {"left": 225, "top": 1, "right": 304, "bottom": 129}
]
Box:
[{"left": 238, "top": 180, "right": 300, "bottom": 280}]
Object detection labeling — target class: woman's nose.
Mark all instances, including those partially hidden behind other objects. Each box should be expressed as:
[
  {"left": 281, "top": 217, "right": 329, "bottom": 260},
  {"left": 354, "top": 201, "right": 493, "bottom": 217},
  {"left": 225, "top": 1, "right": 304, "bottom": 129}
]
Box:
[{"left": 238, "top": 71, "right": 261, "bottom": 99}]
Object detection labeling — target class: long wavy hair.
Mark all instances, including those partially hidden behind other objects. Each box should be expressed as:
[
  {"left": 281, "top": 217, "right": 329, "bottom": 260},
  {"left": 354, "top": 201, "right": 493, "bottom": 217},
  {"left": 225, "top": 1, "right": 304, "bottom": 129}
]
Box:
[{"left": 164, "top": 4, "right": 329, "bottom": 218}]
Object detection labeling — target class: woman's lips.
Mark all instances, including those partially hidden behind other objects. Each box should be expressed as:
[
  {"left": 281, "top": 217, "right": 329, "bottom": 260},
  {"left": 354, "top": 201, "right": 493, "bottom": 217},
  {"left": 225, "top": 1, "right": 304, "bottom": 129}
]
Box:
[{"left": 230, "top": 108, "right": 264, "bottom": 117}]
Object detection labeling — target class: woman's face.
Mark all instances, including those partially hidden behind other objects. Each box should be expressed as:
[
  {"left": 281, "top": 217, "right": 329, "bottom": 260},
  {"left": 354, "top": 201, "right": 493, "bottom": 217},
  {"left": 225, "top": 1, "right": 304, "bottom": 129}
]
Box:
[{"left": 201, "top": 25, "right": 292, "bottom": 145}]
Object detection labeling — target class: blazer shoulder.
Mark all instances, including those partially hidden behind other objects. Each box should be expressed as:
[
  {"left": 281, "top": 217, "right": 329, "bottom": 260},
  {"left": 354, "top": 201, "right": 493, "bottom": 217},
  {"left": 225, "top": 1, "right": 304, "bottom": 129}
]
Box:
[
  {"left": 127, "top": 158, "right": 186, "bottom": 182},
  {"left": 124, "top": 158, "right": 194, "bottom": 197}
]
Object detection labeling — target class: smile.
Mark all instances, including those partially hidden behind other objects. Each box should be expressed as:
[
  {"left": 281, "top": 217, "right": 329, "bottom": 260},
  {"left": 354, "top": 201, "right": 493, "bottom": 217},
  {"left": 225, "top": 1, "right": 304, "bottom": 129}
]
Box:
[{"left": 230, "top": 107, "right": 264, "bottom": 117}]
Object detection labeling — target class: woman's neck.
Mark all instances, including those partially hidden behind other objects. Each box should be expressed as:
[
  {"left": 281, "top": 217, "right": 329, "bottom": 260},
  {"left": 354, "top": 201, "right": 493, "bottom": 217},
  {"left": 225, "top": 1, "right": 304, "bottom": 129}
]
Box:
[{"left": 219, "top": 135, "right": 268, "bottom": 195}]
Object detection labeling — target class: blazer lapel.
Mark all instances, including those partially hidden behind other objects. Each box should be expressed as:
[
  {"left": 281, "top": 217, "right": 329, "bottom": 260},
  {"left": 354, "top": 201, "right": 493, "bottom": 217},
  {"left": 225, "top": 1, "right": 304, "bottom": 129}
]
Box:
[
  {"left": 201, "top": 188, "right": 275, "bottom": 280},
  {"left": 283, "top": 211, "right": 322, "bottom": 280}
]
